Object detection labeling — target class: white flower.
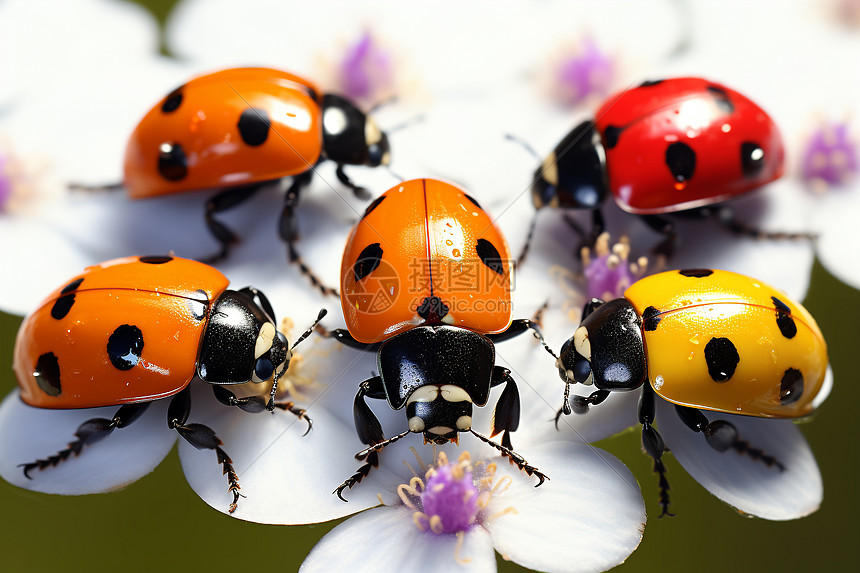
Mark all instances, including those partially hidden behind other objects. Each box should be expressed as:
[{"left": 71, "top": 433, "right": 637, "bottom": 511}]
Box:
[{"left": 300, "top": 444, "right": 645, "bottom": 573}]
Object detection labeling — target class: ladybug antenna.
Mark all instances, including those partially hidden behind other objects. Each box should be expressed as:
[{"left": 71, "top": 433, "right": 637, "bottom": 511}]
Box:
[
  {"left": 384, "top": 113, "right": 425, "bottom": 134},
  {"left": 368, "top": 95, "right": 398, "bottom": 114},
  {"left": 266, "top": 308, "right": 328, "bottom": 411},
  {"left": 386, "top": 165, "right": 406, "bottom": 181},
  {"left": 68, "top": 181, "right": 125, "bottom": 193},
  {"left": 505, "top": 133, "right": 542, "bottom": 160},
  {"left": 290, "top": 308, "right": 328, "bottom": 351}
]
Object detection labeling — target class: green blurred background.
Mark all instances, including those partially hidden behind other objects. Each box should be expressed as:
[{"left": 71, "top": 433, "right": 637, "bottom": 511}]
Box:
[{"left": 1, "top": 1, "right": 858, "bottom": 571}]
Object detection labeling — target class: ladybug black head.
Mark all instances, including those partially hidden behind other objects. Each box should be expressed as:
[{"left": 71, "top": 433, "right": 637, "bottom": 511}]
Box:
[
  {"left": 197, "top": 290, "right": 291, "bottom": 385},
  {"left": 557, "top": 298, "right": 646, "bottom": 391},
  {"left": 404, "top": 384, "right": 474, "bottom": 444},
  {"left": 532, "top": 120, "right": 609, "bottom": 211},
  {"left": 322, "top": 94, "right": 391, "bottom": 167}
]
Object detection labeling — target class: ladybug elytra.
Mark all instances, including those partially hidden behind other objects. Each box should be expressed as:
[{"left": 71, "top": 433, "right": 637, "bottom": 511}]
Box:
[
  {"left": 325, "top": 178, "right": 551, "bottom": 499},
  {"left": 12, "top": 255, "right": 324, "bottom": 513},
  {"left": 553, "top": 268, "right": 828, "bottom": 516}
]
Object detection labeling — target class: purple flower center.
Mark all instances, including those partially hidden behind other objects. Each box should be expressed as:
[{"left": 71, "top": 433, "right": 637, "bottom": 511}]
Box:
[
  {"left": 419, "top": 462, "right": 479, "bottom": 534},
  {"left": 555, "top": 37, "right": 614, "bottom": 105},
  {"left": 801, "top": 122, "right": 858, "bottom": 189},
  {"left": 339, "top": 31, "right": 393, "bottom": 104},
  {"left": 582, "top": 234, "right": 644, "bottom": 300}
]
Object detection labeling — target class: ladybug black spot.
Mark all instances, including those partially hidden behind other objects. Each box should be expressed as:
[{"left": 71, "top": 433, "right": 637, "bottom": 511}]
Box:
[
  {"left": 354, "top": 243, "right": 383, "bottom": 281},
  {"left": 157, "top": 142, "right": 188, "bottom": 181},
  {"left": 639, "top": 79, "right": 664, "bottom": 88},
  {"left": 51, "top": 294, "right": 76, "bottom": 320},
  {"left": 706, "top": 86, "right": 735, "bottom": 114},
  {"left": 771, "top": 296, "right": 797, "bottom": 339},
  {"left": 679, "top": 269, "right": 713, "bottom": 278},
  {"left": 107, "top": 325, "right": 144, "bottom": 371},
  {"left": 779, "top": 368, "right": 804, "bottom": 405},
  {"left": 463, "top": 193, "right": 483, "bottom": 210},
  {"left": 704, "top": 337, "right": 740, "bottom": 382},
  {"left": 362, "top": 195, "right": 386, "bottom": 219},
  {"left": 33, "top": 352, "right": 62, "bottom": 396},
  {"left": 665, "top": 141, "right": 696, "bottom": 183},
  {"left": 237, "top": 108, "right": 271, "bottom": 147},
  {"left": 642, "top": 306, "right": 662, "bottom": 331},
  {"left": 61, "top": 278, "right": 84, "bottom": 294},
  {"left": 476, "top": 239, "right": 504, "bottom": 275},
  {"left": 139, "top": 255, "right": 173, "bottom": 264},
  {"left": 161, "top": 87, "right": 184, "bottom": 113},
  {"left": 603, "top": 125, "right": 623, "bottom": 149},
  {"left": 740, "top": 142, "right": 765, "bottom": 177},
  {"left": 417, "top": 296, "right": 449, "bottom": 321}
]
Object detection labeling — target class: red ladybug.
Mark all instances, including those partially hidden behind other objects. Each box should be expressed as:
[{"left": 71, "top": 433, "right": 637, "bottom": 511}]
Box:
[
  {"left": 85, "top": 67, "right": 390, "bottom": 294},
  {"left": 520, "top": 77, "right": 791, "bottom": 260},
  {"left": 326, "top": 178, "right": 550, "bottom": 500},
  {"left": 13, "top": 255, "right": 323, "bottom": 512}
]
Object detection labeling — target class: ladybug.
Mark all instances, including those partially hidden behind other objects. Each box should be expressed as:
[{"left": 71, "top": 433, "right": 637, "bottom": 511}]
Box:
[
  {"left": 552, "top": 268, "right": 828, "bottom": 516},
  {"left": 86, "top": 67, "right": 391, "bottom": 294},
  {"left": 325, "top": 178, "right": 550, "bottom": 500},
  {"left": 12, "top": 255, "right": 324, "bottom": 512},
  {"left": 518, "top": 77, "right": 796, "bottom": 261}
]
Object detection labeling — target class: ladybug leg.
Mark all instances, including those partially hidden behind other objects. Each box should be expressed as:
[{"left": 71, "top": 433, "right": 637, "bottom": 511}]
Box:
[
  {"left": 237, "top": 286, "right": 277, "bottom": 323},
  {"left": 713, "top": 207, "right": 817, "bottom": 243},
  {"left": 674, "top": 405, "right": 785, "bottom": 471},
  {"left": 514, "top": 210, "right": 539, "bottom": 267},
  {"left": 468, "top": 429, "right": 548, "bottom": 487},
  {"left": 487, "top": 316, "right": 558, "bottom": 363},
  {"left": 319, "top": 327, "right": 382, "bottom": 352},
  {"left": 335, "top": 164, "right": 371, "bottom": 200},
  {"left": 639, "top": 214, "right": 678, "bottom": 261},
  {"left": 19, "top": 402, "right": 150, "bottom": 478},
  {"left": 335, "top": 376, "right": 393, "bottom": 501},
  {"left": 489, "top": 366, "right": 521, "bottom": 450},
  {"left": 639, "top": 384, "right": 674, "bottom": 518},
  {"left": 201, "top": 183, "right": 266, "bottom": 263},
  {"left": 279, "top": 170, "right": 340, "bottom": 297},
  {"left": 211, "top": 385, "right": 312, "bottom": 435},
  {"left": 167, "top": 388, "right": 243, "bottom": 513}
]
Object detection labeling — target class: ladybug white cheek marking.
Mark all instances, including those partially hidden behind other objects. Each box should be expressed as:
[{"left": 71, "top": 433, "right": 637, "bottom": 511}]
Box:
[
  {"left": 455, "top": 415, "right": 472, "bottom": 430},
  {"left": 573, "top": 326, "right": 591, "bottom": 360},
  {"left": 254, "top": 322, "right": 276, "bottom": 359},
  {"left": 542, "top": 153, "right": 559, "bottom": 187},
  {"left": 365, "top": 119, "right": 382, "bottom": 145},
  {"left": 440, "top": 385, "right": 472, "bottom": 403}
]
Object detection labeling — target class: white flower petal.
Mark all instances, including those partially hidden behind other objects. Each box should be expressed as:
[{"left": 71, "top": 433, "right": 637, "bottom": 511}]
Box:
[
  {"left": 656, "top": 398, "right": 822, "bottom": 520},
  {"left": 0, "top": 389, "right": 176, "bottom": 494},
  {"left": 488, "top": 441, "right": 644, "bottom": 573},
  {"left": 813, "top": 180, "right": 860, "bottom": 289},
  {"left": 178, "top": 336, "right": 403, "bottom": 523},
  {"left": 300, "top": 505, "right": 498, "bottom": 573},
  {"left": 169, "top": 0, "right": 681, "bottom": 98}
]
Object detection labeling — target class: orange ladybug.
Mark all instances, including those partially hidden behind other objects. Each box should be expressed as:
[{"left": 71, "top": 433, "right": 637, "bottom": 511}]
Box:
[
  {"left": 12, "top": 255, "right": 323, "bottom": 512},
  {"left": 88, "top": 67, "right": 391, "bottom": 293},
  {"left": 327, "top": 178, "right": 550, "bottom": 500}
]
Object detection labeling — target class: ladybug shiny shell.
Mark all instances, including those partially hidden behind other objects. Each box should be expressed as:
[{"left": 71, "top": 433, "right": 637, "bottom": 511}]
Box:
[
  {"left": 559, "top": 268, "right": 828, "bottom": 418},
  {"left": 597, "top": 78, "right": 784, "bottom": 214},
  {"left": 625, "top": 269, "right": 827, "bottom": 418},
  {"left": 532, "top": 77, "right": 784, "bottom": 215},
  {"left": 340, "top": 178, "right": 513, "bottom": 343},
  {"left": 14, "top": 256, "right": 229, "bottom": 409},
  {"left": 124, "top": 67, "right": 324, "bottom": 198}
]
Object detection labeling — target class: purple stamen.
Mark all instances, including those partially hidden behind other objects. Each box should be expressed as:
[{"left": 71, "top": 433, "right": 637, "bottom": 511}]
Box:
[
  {"left": 419, "top": 462, "right": 479, "bottom": 534},
  {"left": 801, "top": 122, "right": 858, "bottom": 190}
]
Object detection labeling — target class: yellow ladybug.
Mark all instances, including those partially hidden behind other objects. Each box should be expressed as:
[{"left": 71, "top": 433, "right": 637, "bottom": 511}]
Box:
[{"left": 554, "top": 268, "right": 828, "bottom": 516}]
